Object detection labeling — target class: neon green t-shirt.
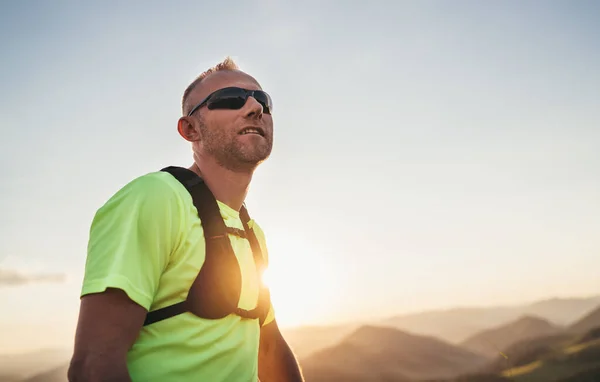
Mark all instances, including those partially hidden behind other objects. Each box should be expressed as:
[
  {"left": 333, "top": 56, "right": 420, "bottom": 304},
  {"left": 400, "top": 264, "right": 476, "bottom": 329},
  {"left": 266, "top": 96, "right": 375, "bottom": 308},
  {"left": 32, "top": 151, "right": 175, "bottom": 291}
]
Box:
[{"left": 81, "top": 170, "right": 275, "bottom": 382}]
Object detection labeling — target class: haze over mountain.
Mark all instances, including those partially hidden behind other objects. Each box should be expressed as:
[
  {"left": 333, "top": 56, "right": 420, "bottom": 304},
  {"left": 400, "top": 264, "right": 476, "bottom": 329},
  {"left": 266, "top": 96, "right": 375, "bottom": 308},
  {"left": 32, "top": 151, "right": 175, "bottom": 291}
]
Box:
[
  {"left": 301, "top": 325, "right": 488, "bottom": 382},
  {"left": 0, "top": 348, "right": 70, "bottom": 382},
  {"left": 282, "top": 295, "right": 600, "bottom": 360},
  {"left": 569, "top": 305, "right": 600, "bottom": 334},
  {"left": 522, "top": 297, "right": 600, "bottom": 326},
  {"left": 461, "top": 315, "right": 563, "bottom": 358},
  {"left": 380, "top": 296, "right": 600, "bottom": 344},
  {"left": 487, "top": 326, "right": 600, "bottom": 382},
  {"left": 484, "top": 332, "right": 575, "bottom": 374},
  {"left": 22, "top": 364, "right": 69, "bottom": 382},
  {"left": 2, "top": 297, "right": 599, "bottom": 382},
  {"left": 281, "top": 324, "right": 359, "bottom": 359}
]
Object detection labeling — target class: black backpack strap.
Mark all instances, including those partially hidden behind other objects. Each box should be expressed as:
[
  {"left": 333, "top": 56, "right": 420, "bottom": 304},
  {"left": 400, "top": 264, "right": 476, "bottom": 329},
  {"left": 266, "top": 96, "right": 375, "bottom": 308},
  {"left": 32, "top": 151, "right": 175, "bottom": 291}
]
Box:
[
  {"left": 160, "top": 166, "right": 203, "bottom": 189},
  {"left": 144, "top": 167, "right": 268, "bottom": 326},
  {"left": 144, "top": 301, "right": 187, "bottom": 326},
  {"left": 160, "top": 166, "right": 240, "bottom": 239},
  {"left": 239, "top": 206, "right": 264, "bottom": 269},
  {"left": 144, "top": 166, "right": 232, "bottom": 326}
]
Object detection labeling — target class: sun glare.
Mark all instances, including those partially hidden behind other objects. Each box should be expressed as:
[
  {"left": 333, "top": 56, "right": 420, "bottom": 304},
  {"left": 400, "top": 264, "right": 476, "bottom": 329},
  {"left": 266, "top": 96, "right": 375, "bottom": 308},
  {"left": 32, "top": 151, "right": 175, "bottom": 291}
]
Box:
[
  {"left": 262, "top": 267, "right": 273, "bottom": 288},
  {"left": 264, "top": 236, "right": 341, "bottom": 328}
]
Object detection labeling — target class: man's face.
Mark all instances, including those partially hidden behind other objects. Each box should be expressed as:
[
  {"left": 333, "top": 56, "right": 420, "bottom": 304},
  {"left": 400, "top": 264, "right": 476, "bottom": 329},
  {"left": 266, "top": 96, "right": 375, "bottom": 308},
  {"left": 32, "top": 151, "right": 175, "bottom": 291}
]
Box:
[{"left": 186, "top": 70, "right": 274, "bottom": 172}]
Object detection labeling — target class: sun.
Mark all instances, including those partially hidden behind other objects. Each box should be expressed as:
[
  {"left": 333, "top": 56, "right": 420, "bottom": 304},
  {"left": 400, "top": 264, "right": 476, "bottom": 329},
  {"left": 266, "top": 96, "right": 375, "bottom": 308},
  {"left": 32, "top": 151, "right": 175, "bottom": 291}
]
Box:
[
  {"left": 262, "top": 235, "right": 341, "bottom": 328},
  {"left": 261, "top": 267, "right": 274, "bottom": 288}
]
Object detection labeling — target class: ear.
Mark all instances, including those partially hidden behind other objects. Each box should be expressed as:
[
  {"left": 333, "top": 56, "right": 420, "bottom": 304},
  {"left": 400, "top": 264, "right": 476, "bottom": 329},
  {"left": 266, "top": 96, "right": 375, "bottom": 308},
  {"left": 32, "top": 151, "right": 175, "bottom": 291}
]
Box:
[{"left": 177, "top": 117, "right": 201, "bottom": 142}]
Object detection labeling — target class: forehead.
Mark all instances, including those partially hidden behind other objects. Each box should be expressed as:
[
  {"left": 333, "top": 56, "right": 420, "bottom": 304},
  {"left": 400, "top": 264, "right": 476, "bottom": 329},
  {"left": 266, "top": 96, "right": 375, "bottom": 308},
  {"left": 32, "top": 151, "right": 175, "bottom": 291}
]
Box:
[{"left": 192, "top": 70, "right": 262, "bottom": 103}]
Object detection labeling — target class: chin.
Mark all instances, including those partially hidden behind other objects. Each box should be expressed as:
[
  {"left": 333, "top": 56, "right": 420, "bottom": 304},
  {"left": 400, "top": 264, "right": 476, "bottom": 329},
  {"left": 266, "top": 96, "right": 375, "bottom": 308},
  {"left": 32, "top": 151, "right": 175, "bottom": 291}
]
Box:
[
  {"left": 242, "top": 146, "right": 272, "bottom": 163},
  {"left": 222, "top": 153, "right": 270, "bottom": 173},
  {"left": 246, "top": 155, "right": 270, "bottom": 167}
]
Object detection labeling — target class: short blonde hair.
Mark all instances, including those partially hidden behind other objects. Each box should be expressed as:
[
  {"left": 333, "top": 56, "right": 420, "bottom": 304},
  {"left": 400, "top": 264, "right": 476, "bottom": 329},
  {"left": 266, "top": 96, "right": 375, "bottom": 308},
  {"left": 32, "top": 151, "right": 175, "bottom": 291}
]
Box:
[{"left": 182, "top": 56, "right": 239, "bottom": 115}]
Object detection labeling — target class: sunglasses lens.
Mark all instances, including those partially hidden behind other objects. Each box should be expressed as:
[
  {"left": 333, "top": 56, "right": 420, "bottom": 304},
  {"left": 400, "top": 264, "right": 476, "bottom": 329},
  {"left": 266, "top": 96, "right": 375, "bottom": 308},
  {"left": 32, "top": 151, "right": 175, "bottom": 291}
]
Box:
[
  {"left": 207, "top": 88, "right": 248, "bottom": 110},
  {"left": 253, "top": 91, "right": 273, "bottom": 114},
  {"left": 207, "top": 87, "right": 273, "bottom": 114}
]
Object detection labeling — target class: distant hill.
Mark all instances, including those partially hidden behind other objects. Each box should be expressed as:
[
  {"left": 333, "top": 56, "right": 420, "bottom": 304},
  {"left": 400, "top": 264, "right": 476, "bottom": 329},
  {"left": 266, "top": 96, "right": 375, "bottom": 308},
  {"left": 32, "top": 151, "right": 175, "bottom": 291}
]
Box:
[
  {"left": 284, "top": 295, "right": 600, "bottom": 360},
  {"left": 282, "top": 324, "right": 358, "bottom": 359},
  {"left": 457, "top": 327, "right": 600, "bottom": 382},
  {"left": 461, "top": 315, "right": 563, "bottom": 358},
  {"left": 498, "top": 331, "right": 600, "bottom": 382},
  {"left": 300, "top": 325, "right": 488, "bottom": 382},
  {"left": 381, "top": 295, "right": 600, "bottom": 344},
  {"left": 425, "top": 373, "right": 511, "bottom": 382},
  {"left": 556, "top": 365, "right": 600, "bottom": 382},
  {"left": 485, "top": 332, "right": 574, "bottom": 373},
  {"left": 23, "top": 363, "right": 68, "bottom": 382},
  {"left": 302, "top": 363, "right": 410, "bottom": 382},
  {"left": 381, "top": 306, "right": 517, "bottom": 344},
  {"left": 0, "top": 348, "right": 69, "bottom": 381},
  {"left": 574, "top": 326, "right": 600, "bottom": 345},
  {"left": 521, "top": 297, "right": 600, "bottom": 325},
  {"left": 569, "top": 304, "right": 600, "bottom": 334}
]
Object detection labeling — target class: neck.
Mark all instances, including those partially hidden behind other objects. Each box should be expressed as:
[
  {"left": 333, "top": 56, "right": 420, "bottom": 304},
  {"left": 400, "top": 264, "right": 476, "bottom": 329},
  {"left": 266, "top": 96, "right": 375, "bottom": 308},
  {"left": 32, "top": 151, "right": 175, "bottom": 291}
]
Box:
[{"left": 189, "top": 156, "right": 254, "bottom": 212}]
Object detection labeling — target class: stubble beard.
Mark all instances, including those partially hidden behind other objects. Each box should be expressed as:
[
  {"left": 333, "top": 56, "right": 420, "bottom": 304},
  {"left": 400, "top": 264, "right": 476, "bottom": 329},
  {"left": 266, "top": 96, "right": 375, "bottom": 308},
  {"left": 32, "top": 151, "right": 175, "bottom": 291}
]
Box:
[{"left": 202, "top": 128, "right": 273, "bottom": 172}]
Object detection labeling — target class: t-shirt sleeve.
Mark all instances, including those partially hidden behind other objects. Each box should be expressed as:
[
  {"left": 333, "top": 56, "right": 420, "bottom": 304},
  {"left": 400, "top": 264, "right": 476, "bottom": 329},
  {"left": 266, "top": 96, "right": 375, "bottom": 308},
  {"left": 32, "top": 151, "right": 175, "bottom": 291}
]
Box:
[{"left": 81, "top": 173, "right": 183, "bottom": 310}]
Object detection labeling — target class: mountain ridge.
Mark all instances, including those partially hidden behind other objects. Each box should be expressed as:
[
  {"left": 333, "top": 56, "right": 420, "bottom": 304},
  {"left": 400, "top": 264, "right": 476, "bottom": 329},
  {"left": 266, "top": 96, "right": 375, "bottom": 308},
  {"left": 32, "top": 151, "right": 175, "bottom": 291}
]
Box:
[
  {"left": 569, "top": 305, "right": 600, "bottom": 334},
  {"left": 301, "top": 324, "right": 488, "bottom": 382},
  {"left": 380, "top": 295, "right": 600, "bottom": 344},
  {"left": 460, "top": 315, "right": 563, "bottom": 358},
  {"left": 283, "top": 295, "right": 600, "bottom": 362}
]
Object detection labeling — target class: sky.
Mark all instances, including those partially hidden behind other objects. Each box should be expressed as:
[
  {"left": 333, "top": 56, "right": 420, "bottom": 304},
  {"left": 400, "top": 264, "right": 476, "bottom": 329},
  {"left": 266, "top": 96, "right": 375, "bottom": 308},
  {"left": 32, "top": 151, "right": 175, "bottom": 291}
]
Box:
[{"left": 1, "top": 0, "right": 599, "bottom": 354}]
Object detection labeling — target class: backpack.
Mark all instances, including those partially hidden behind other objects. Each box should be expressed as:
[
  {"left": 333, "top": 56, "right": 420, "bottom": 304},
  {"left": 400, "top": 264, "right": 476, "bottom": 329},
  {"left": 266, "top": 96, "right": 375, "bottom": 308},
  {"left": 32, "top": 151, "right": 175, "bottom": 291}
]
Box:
[{"left": 142, "top": 166, "right": 271, "bottom": 327}]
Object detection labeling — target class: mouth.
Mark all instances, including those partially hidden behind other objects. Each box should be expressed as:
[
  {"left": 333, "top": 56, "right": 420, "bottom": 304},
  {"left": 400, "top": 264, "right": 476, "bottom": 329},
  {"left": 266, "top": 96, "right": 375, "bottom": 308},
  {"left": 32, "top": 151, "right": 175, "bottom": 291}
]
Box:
[{"left": 238, "top": 126, "right": 265, "bottom": 137}]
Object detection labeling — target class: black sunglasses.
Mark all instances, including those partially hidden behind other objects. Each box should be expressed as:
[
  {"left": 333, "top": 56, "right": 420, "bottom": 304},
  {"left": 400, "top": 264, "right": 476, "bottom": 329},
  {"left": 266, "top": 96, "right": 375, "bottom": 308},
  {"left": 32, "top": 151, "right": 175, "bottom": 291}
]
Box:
[{"left": 187, "top": 87, "right": 273, "bottom": 116}]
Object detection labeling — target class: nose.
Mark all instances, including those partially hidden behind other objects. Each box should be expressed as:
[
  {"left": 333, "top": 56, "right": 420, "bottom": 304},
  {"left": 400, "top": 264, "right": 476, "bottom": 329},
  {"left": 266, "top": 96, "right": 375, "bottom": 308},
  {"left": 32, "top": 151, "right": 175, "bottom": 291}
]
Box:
[{"left": 244, "top": 96, "right": 263, "bottom": 119}]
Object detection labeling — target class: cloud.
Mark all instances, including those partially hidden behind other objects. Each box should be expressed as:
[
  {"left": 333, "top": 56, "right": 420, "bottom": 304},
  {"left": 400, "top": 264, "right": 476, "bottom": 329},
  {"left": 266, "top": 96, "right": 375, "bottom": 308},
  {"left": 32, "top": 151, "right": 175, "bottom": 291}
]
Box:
[{"left": 0, "top": 268, "right": 66, "bottom": 287}]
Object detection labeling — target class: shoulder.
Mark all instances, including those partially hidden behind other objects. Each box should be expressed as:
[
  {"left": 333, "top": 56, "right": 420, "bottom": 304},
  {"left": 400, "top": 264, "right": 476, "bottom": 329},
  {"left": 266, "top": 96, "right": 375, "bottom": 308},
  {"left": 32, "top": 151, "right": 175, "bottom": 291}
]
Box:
[
  {"left": 103, "top": 171, "right": 185, "bottom": 208},
  {"left": 115, "top": 170, "right": 183, "bottom": 199},
  {"left": 92, "top": 170, "right": 189, "bottom": 226}
]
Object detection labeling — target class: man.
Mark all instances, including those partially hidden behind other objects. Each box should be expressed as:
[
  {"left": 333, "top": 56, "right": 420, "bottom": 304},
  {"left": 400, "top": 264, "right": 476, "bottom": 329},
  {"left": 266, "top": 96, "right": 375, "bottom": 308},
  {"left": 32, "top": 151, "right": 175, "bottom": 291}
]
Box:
[{"left": 68, "top": 57, "right": 305, "bottom": 382}]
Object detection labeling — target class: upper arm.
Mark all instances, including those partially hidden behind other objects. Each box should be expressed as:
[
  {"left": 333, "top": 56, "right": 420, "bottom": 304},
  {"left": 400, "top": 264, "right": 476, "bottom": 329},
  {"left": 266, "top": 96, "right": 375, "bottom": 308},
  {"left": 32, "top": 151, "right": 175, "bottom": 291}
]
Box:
[
  {"left": 73, "top": 174, "right": 183, "bottom": 359},
  {"left": 73, "top": 288, "right": 147, "bottom": 360},
  {"left": 259, "top": 318, "right": 285, "bottom": 356},
  {"left": 259, "top": 319, "right": 305, "bottom": 382},
  {"left": 69, "top": 288, "right": 148, "bottom": 381}
]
